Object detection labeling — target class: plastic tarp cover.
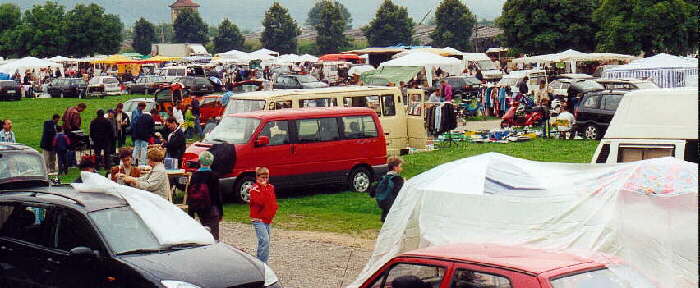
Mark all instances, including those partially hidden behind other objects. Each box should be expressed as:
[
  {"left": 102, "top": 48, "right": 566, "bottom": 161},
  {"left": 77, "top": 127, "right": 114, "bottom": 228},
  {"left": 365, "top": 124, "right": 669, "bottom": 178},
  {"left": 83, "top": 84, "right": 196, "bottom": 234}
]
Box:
[
  {"left": 348, "top": 153, "right": 698, "bottom": 288},
  {"left": 72, "top": 172, "right": 215, "bottom": 246},
  {"left": 361, "top": 66, "right": 422, "bottom": 86},
  {"left": 603, "top": 54, "right": 698, "bottom": 88}
]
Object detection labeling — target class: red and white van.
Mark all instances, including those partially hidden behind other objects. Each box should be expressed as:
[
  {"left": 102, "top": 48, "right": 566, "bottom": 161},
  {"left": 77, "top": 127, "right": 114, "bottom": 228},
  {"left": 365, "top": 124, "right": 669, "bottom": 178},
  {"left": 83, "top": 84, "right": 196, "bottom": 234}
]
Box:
[{"left": 183, "top": 107, "right": 388, "bottom": 202}]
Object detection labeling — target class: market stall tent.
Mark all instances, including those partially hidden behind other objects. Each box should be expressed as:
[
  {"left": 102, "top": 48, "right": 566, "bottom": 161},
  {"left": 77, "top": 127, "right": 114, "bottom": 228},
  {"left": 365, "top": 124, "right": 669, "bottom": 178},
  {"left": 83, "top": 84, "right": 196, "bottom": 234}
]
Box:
[
  {"left": 319, "top": 53, "right": 362, "bottom": 63},
  {"left": 298, "top": 54, "right": 319, "bottom": 63},
  {"left": 603, "top": 53, "right": 698, "bottom": 88},
  {"left": 360, "top": 66, "right": 420, "bottom": 85},
  {"left": 381, "top": 51, "right": 462, "bottom": 84},
  {"left": 0, "top": 57, "right": 62, "bottom": 74},
  {"left": 349, "top": 153, "right": 698, "bottom": 288}
]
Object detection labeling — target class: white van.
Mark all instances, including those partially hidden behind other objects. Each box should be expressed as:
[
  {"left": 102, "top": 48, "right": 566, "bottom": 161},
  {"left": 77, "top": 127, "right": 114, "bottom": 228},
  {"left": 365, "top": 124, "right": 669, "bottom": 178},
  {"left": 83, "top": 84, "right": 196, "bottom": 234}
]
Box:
[{"left": 592, "top": 88, "right": 698, "bottom": 163}]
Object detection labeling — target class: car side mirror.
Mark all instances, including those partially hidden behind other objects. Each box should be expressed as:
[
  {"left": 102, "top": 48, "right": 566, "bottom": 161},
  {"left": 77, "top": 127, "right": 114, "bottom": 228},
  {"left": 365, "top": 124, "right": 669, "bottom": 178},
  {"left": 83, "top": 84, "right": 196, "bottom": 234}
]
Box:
[
  {"left": 255, "top": 136, "right": 270, "bottom": 147},
  {"left": 69, "top": 246, "right": 97, "bottom": 258}
]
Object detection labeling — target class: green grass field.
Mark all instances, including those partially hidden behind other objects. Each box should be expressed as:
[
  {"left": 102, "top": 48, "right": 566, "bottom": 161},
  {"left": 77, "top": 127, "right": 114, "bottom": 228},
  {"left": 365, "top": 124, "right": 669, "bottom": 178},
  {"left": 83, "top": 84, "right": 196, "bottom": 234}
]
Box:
[{"left": 1, "top": 96, "right": 600, "bottom": 237}]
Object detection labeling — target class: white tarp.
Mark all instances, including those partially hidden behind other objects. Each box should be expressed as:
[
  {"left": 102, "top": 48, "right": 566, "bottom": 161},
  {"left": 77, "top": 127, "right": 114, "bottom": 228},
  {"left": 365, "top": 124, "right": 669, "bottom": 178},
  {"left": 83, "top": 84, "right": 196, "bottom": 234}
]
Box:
[
  {"left": 72, "top": 172, "right": 215, "bottom": 246},
  {"left": 348, "top": 65, "right": 375, "bottom": 76},
  {"left": 0, "top": 56, "right": 62, "bottom": 74},
  {"left": 249, "top": 48, "right": 279, "bottom": 60},
  {"left": 299, "top": 54, "right": 319, "bottom": 63},
  {"left": 218, "top": 49, "right": 251, "bottom": 62},
  {"left": 381, "top": 51, "right": 462, "bottom": 84},
  {"left": 603, "top": 54, "right": 699, "bottom": 88},
  {"left": 349, "top": 153, "right": 698, "bottom": 288}
]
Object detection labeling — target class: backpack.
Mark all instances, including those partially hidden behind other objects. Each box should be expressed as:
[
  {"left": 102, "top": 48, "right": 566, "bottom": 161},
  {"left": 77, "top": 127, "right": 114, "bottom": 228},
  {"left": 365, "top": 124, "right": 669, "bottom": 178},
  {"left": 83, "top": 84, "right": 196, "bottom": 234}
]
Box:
[
  {"left": 187, "top": 182, "right": 211, "bottom": 212},
  {"left": 371, "top": 174, "right": 395, "bottom": 201},
  {"left": 54, "top": 134, "right": 69, "bottom": 152}
]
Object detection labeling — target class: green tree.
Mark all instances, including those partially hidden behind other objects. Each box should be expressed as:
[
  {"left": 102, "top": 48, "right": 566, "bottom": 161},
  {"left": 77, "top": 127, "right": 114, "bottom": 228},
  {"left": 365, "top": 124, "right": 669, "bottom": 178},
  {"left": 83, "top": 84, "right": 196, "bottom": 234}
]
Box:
[
  {"left": 261, "top": 2, "right": 301, "bottom": 54},
  {"left": 315, "top": 1, "right": 350, "bottom": 54},
  {"left": 213, "top": 18, "right": 245, "bottom": 53},
  {"left": 363, "top": 0, "right": 415, "bottom": 47},
  {"left": 8, "top": 1, "right": 68, "bottom": 57},
  {"left": 593, "top": 0, "right": 698, "bottom": 55},
  {"left": 173, "top": 8, "right": 209, "bottom": 44},
  {"left": 132, "top": 17, "right": 157, "bottom": 55},
  {"left": 64, "top": 3, "right": 123, "bottom": 57},
  {"left": 306, "top": 0, "right": 352, "bottom": 29},
  {"left": 430, "top": 0, "right": 477, "bottom": 50},
  {"left": 497, "top": 0, "right": 598, "bottom": 55},
  {"left": 154, "top": 23, "right": 175, "bottom": 43},
  {"left": 0, "top": 3, "right": 21, "bottom": 34}
]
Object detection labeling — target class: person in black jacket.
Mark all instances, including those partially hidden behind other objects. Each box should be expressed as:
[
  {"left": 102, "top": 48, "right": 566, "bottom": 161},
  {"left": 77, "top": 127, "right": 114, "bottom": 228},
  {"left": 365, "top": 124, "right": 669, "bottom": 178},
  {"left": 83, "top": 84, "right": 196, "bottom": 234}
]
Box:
[
  {"left": 132, "top": 110, "right": 154, "bottom": 166},
  {"left": 187, "top": 151, "right": 223, "bottom": 240},
  {"left": 163, "top": 117, "right": 186, "bottom": 165},
  {"left": 40, "top": 114, "right": 60, "bottom": 173},
  {"left": 518, "top": 76, "right": 529, "bottom": 96},
  {"left": 89, "top": 110, "right": 115, "bottom": 170}
]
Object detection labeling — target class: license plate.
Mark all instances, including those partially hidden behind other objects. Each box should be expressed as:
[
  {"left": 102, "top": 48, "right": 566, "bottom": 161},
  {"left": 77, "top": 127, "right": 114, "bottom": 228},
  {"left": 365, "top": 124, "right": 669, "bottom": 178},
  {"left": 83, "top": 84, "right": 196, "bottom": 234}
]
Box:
[{"left": 7, "top": 90, "right": 15, "bottom": 94}]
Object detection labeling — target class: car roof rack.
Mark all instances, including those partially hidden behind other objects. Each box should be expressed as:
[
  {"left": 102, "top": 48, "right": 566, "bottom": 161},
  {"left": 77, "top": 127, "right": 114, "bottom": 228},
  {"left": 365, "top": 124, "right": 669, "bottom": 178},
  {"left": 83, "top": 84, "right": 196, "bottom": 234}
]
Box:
[{"left": 1, "top": 189, "right": 86, "bottom": 207}]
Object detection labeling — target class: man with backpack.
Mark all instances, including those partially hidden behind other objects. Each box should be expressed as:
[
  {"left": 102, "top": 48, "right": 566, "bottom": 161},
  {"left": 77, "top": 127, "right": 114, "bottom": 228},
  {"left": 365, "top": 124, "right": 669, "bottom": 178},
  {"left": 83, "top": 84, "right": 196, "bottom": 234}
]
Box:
[
  {"left": 187, "top": 151, "right": 223, "bottom": 240},
  {"left": 371, "top": 156, "right": 405, "bottom": 222}
]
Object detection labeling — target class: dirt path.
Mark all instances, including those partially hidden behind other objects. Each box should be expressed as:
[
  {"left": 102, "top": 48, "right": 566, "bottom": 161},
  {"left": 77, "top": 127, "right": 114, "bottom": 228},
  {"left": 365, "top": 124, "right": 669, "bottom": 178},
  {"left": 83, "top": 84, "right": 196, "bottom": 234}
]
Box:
[{"left": 220, "top": 222, "right": 375, "bottom": 288}]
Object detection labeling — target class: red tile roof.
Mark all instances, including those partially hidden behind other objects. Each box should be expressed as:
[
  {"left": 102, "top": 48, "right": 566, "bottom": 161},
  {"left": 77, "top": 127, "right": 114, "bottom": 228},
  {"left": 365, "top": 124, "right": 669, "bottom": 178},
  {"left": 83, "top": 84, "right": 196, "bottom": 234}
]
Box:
[{"left": 170, "top": 0, "right": 200, "bottom": 8}]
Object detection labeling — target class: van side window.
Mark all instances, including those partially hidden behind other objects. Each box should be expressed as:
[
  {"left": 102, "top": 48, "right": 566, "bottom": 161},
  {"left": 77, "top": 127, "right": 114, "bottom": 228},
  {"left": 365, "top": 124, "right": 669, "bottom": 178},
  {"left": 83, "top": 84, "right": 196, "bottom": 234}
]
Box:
[
  {"left": 296, "top": 118, "right": 339, "bottom": 143},
  {"left": 0, "top": 204, "right": 52, "bottom": 247},
  {"left": 275, "top": 100, "right": 292, "bottom": 109},
  {"left": 343, "top": 96, "right": 381, "bottom": 115},
  {"left": 408, "top": 94, "right": 423, "bottom": 116},
  {"left": 582, "top": 95, "right": 601, "bottom": 109},
  {"left": 299, "top": 98, "right": 337, "bottom": 108},
  {"left": 342, "top": 116, "right": 378, "bottom": 139},
  {"left": 259, "top": 121, "right": 289, "bottom": 145},
  {"left": 382, "top": 94, "right": 396, "bottom": 116},
  {"left": 601, "top": 94, "right": 623, "bottom": 111},
  {"left": 618, "top": 145, "right": 675, "bottom": 162}
]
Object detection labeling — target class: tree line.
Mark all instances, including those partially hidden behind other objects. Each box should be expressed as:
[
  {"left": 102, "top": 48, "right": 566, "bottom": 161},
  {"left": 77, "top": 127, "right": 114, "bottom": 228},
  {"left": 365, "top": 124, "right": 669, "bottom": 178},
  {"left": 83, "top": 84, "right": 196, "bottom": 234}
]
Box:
[{"left": 1, "top": 0, "right": 697, "bottom": 58}]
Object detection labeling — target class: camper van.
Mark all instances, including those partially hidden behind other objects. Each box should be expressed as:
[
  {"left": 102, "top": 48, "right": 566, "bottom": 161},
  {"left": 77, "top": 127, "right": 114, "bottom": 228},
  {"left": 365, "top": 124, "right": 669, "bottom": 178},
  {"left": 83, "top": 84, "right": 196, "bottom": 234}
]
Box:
[
  {"left": 592, "top": 88, "right": 698, "bottom": 163},
  {"left": 223, "top": 86, "right": 428, "bottom": 154}
]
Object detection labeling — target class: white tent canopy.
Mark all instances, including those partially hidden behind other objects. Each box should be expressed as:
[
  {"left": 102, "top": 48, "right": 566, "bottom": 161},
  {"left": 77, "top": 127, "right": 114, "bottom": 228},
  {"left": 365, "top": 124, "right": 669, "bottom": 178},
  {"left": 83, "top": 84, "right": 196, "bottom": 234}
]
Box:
[
  {"left": 47, "top": 56, "right": 78, "bottom": 63},
  {"left": 0, "top": 56, "right": 62, "bottom": 74},
  {"left": 217, "top": 49, "right": 251, "bottom": 61},
  {"left": 249, "top": 48, "right": 279, "bottom": 60},
  {"left": 349, "top": 153, "right": 698, "bottom": 288},
  {"left": 603, "top": 54, "right": 698, "bottom": 88},
  {"left": 512, "top": 49, "right": 635, "bottom": 64},
  {"left": 348, "top": 65, "right": 375, "bottom": 76},
  {"left": 381, "top": 51, "right": 462, "bottom": 84},
  {"left": 299, "top": 54, "right": 319, "bottom": 63}
]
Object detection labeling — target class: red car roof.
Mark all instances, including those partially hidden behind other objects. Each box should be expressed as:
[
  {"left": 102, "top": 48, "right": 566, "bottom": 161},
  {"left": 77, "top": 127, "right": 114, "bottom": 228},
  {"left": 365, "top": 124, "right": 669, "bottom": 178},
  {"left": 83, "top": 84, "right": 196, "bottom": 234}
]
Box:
[
  {"left": 224, "top": 107, "right": 376, "bottom": 119},
  {"left": 403, "top": 244, "right": 605, "bottom": 274}
]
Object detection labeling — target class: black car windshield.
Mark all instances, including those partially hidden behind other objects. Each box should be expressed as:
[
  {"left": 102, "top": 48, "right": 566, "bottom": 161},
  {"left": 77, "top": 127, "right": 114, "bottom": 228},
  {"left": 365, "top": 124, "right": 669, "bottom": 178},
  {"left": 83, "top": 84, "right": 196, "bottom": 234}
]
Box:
[
  {"left": 224, "top": 99, "right": 266, "bottom": 114},
  {"left": 295, "top": 74, "right": 319, "bottom": 83},
  {"left": 477, "top": 60, "right": 498, "bottom": 70},
  {"left": 0, "top": 152, "right": 46, "bottom": 181},
  {"left": 550, "top": 266, "right": 655, "bottom": 288},
  {"left": 204, "top": 117, "right": 260, "bottom": 144},
  {"left": 573, "top": 80, "right": 605, "bottom": 91},
  {"left": 89, "top": 207, "right": 161, "bottom": 255}
]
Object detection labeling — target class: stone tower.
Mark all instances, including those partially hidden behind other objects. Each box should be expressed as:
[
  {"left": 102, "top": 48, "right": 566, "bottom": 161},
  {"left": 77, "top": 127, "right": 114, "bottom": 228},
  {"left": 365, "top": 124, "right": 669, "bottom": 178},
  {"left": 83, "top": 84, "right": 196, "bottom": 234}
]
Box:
[{"left": 170, "top": 0, "right": 201, "bottom": 23}]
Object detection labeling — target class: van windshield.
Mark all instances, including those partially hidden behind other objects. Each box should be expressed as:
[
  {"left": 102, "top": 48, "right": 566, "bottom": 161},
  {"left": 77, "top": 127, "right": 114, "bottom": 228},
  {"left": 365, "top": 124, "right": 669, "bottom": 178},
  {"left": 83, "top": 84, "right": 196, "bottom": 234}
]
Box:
[
  {"left": 204, "top": 117, "right": 260, "bottom": 144},
  {"left": 224, "top": 99, "right": 266, "bottom": 114}
]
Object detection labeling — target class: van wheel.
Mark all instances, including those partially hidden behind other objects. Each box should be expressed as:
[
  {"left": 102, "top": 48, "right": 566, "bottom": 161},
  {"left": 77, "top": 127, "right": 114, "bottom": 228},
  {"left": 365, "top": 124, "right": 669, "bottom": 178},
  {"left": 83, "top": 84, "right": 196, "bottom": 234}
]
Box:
[
  {"left": 233, "top": 175, "right": 256, "bottom": 203},
  {"left": 583, "top": 124, "right": 601, "bottom": 140},
  {"left": 348, "top": 167, "right": 372, "bottom": 193}
]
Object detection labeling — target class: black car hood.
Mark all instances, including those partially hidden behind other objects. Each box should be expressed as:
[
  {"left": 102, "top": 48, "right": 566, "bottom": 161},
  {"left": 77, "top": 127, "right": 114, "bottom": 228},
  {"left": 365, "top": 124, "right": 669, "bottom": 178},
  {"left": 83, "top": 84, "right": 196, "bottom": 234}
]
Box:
[{"left": 119, "top": 243, "right": 265, "bottom": 287}]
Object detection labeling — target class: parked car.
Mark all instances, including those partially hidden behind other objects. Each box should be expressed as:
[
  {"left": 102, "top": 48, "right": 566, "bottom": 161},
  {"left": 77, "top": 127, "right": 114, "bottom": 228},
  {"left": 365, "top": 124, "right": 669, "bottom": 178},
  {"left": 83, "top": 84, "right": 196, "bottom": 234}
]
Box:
[
  {"left": 86, "top": 76, "right": 121, "bottom": 97},
  {"left": 46, "top": 78, "right": 87, "bottom": 98},
  {"left": 432, "top": 76, "right": 482, "bottom": 99},
  {"left": 231, "top": 79, "right": 264, "bottom": 93},
  {"left": 0, "top": 145, "right": 282, "bottom": 287},
  {"left": 0, "top": 80, "right": 20, "bottom": 101},
  {"left": 197, "top": 95, "right": 224, "bottom": 125},
  {"left": 158, "top": 66, "right": 206, "bottom": 82},
  {"left": 273, "top": 74, "right": 328, "bottom": 89},
  {"left": 595, "top": 78, "right": 659, "bottom": 91},
  {"left": 126, "top": 75, "right": 168, "bottom": 95},
  {"left": 182, "top": 107, "right": 388, "bottom": 202},
  {"left": 175, "top": 76, "right": 216, "bottom": 95},
  {"left": 547, "top": 78, "right": 605, "bottom": 99},
  {"left": 593, "top": 87, "right": 698, "bottom": 164},
  {"left": 554, "top": 73, "right": 595, "bottom": 80},
  {"left": 359, "top": 243, "right": 656, "bottom": 288},
  {"left": 121, "top": 98, "right": 163, "bottom": 132},
  {"left": 573, "top": 90, "right": 626, "bottom": 140}
]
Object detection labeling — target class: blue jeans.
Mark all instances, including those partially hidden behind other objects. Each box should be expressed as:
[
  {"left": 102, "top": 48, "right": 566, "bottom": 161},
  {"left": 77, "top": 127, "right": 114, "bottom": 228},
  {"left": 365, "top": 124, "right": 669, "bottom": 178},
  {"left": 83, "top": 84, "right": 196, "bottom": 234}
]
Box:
[
  {"left": 133, "top": 139, "right": 148, "bottom": 166},
  {"left": 194, "top": 116, "right": 202, "bottom": 136},
  {"left": 253, "top": 221, "right": 271, "bottom": 263}
]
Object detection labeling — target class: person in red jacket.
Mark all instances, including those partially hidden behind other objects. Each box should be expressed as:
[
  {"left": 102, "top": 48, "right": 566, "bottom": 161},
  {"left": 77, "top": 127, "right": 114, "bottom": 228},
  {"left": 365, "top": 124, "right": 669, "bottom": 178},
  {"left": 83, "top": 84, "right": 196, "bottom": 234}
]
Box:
[{"left": 249, "top": 167, "right": 278, "bottom": 263}]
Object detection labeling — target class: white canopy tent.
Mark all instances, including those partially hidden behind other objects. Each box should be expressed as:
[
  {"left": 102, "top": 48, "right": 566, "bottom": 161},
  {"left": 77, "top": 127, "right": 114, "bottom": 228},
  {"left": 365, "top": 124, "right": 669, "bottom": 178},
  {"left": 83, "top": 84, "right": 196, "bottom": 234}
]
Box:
[
  {"left": 349, "top": 153, "right": 698, "bottom": 288},
  {"left": 0, "top": 57, "right": 63, "bottom": 75},
  {"left": 298, "top": 54, "right": 319, "bottom": 63},
  {"left": 47, "top": 56, "right": 78, "bottom": 63},
  {"left": 603, "top": 54, "right": 698, "bottom": 88},
  {"left": 249, "top": 48, "right": 279, "bottom": 60},
  {"left": 512, "top": 50, "right": 636, "bottom": 73},
  {"left": 381, "top": 51, "right": 462, "bottom": 84},
  {"left": 217, "top": 49, "right": 251, "bottom": 61}
]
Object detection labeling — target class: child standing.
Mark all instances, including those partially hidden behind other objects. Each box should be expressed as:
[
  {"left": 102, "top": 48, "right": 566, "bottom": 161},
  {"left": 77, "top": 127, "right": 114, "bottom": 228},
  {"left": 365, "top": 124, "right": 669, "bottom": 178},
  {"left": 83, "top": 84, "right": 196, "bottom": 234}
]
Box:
[
  {"left": 249, "top": 167, "right": 278, "bottom": 263},
  {"left": 52, "top": 127, "right": 71, "bottom": 175}
]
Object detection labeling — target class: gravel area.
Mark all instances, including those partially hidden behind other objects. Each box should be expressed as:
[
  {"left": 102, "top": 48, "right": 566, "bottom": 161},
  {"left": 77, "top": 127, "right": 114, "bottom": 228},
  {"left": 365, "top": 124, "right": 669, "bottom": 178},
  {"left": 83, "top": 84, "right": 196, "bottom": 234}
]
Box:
[{"left": 220, "top": 222, "right": 376, "bottom": 288}]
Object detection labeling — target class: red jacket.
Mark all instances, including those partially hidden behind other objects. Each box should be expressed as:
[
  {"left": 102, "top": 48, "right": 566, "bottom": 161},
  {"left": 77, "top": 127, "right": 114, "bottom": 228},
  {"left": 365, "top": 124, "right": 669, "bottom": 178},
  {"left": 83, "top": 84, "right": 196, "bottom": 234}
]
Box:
[{"left": 249, "top": 183, "right": 278, "bottom": 224}]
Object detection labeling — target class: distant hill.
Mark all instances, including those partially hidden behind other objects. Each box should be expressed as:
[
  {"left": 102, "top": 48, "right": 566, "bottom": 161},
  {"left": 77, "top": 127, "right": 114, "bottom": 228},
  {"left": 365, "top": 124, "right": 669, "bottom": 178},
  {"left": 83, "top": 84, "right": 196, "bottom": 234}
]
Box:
[{"left": 0, "top": 0, "right": 505, "bottom": 31}]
